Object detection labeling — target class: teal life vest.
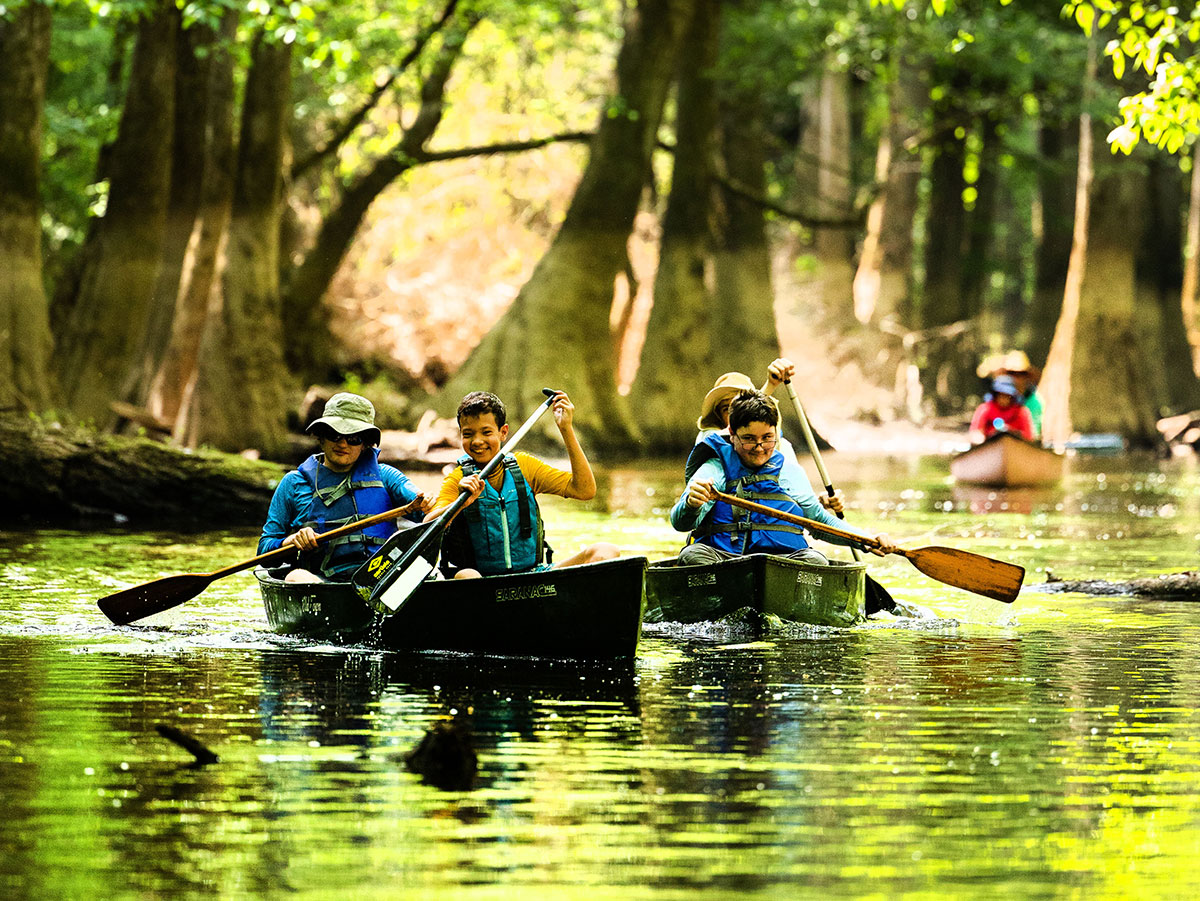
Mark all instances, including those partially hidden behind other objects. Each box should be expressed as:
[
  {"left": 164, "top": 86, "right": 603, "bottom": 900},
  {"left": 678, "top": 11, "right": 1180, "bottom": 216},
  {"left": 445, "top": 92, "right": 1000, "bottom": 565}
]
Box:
[
  {"left": 441, "top": 453, "right": 545, "bottom": 576},
  {"left": 297, "top": 448, "right": 397, "bottom": 577},
  {"left": 691, "top": 433, "right": 810, "bottom": 555}
]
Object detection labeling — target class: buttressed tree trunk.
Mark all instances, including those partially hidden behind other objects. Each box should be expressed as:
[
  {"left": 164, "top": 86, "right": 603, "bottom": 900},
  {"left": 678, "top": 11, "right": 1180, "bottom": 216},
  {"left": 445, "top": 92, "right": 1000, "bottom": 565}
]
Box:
[
  {"left": 146, "top": 10, "right": 239, "bottom": 434},
  {"left": 54, "top": 0, "right": 178, "bottom": 427},
  {"left": 188, "top": 34, "right": 293, "bottom": 457},
  {"left": 435, "top": 0, "right": 695, "bottom": 450},
  {"left": 0, "top": 2, "right": 54, "bottom": 411},
  {"left": 853, "top": 53, "right": 923, "bottom": 329},
  {"left": 628, "top": 0, "right": 720, "bottom": 450},
  {"left": 1028, "top": 118, "right": 1076, "bottom": 363},
  {"left": 712, "top": 91, "right": 779, "bottom": 376},
  {"left": 792, "top": 62, "right": 856, "bottom": 331}
]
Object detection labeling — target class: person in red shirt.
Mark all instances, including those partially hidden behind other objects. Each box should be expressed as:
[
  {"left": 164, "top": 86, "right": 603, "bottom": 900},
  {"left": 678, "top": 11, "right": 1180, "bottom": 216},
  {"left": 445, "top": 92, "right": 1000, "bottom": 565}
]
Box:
[{"left": 968, "top": 375, "right": 1035, "bottom": 443}]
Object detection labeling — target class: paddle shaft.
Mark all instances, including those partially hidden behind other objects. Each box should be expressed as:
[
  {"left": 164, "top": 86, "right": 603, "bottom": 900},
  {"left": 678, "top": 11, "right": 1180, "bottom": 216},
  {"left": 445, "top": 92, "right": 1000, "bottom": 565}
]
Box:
[
  {"left": 711, "top": 490, "right": 1024, "bottom": 603},
  {"left": 782, "top": 379, "right": 862, "bottom": 563}
]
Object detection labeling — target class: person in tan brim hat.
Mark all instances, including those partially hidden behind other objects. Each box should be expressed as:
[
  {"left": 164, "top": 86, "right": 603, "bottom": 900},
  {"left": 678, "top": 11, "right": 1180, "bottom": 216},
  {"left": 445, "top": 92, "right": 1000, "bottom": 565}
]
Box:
[
  {"left": 257, "top": 392, "right": 433, "bottom": 583},
  {"left": 977, "top": 350, "right": 1043, "bottom": 438},
  {"left": 686, "top": 359, "right": 842, "bottom": 513}
]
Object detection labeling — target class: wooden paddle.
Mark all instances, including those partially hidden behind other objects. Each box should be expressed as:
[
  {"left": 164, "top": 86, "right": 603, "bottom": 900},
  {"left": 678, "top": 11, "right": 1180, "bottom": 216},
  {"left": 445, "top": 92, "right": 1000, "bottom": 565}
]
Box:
[
  {"left": 366, "top": 387, "right": 559, "bottom": 614},
  {"left": 781, "top": 379, "right": 899, "bottom": 614},
  {"left": 713, "top": 490, "right": 1024, "bottom": 603},
  {"left": 96, "top": 498, "right": 426, "bottom": 626}
]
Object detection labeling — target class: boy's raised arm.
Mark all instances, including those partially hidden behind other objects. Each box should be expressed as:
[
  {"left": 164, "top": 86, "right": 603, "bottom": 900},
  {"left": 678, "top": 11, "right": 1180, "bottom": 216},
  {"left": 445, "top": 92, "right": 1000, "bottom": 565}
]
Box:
[{"left": 551, "top": 391, "right": 598, "bottom": 501}]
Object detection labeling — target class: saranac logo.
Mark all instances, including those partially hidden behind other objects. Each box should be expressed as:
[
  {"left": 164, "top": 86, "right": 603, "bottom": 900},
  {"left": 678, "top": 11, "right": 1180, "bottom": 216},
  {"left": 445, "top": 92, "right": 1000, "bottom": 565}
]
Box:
[{"left": 496, "top": 584, "right": 558, "bottom": 603}]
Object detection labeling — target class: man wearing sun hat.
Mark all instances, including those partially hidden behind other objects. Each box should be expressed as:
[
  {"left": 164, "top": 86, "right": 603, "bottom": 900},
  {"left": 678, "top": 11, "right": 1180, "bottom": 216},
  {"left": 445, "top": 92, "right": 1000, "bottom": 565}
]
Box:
[
  {"left": 968, "top": 375, "right": 1036, "bottom": 443},
  {"left": 257, "top": 392, "right": 432, "bottom": 582}
]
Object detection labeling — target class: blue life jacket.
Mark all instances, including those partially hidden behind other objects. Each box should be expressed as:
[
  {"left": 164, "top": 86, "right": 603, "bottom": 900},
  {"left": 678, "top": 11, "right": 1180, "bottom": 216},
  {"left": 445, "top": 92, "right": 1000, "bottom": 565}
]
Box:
[
  {"left": 441, "top": 453, "right": 544, "bottom": 576},
  {"left": 691, "top": 433, "right": 810, "bottom": 554},
  {"left": 297, "top": 448, "right": 397, "bottom": 577}
]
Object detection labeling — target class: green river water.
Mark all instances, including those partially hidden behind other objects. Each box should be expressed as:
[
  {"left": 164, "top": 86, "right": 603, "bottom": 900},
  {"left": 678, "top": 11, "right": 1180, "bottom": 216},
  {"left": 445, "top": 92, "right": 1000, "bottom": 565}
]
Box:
[{"left": 2, "top": 453, "right": 1199, "bottom": 899}]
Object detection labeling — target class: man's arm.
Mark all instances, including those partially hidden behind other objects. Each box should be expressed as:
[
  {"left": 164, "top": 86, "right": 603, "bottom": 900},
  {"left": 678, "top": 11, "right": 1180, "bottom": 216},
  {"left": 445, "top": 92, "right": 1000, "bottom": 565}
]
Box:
[
  {"left": 379, "top": 465, "right": 431, "bottom": 521},
  {"left": 257, "top": 473, "right": 303, "bottom": 554}
]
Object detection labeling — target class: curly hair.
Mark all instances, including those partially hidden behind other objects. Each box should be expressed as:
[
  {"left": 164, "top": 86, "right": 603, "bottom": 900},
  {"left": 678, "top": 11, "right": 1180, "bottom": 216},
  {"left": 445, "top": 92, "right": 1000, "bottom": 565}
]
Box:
[{"left": 456, "top": 391, "right": 507, "bottom": 426}]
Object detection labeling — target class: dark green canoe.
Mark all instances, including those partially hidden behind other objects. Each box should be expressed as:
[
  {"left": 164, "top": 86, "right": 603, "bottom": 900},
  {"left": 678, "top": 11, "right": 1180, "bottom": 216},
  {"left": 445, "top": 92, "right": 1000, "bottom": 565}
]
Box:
[
  {"left": 257, "top": 555, "right": 647, "bottom": 660},
  {"left": 644, "top": 554, "right": 866, "bottom": 627}
]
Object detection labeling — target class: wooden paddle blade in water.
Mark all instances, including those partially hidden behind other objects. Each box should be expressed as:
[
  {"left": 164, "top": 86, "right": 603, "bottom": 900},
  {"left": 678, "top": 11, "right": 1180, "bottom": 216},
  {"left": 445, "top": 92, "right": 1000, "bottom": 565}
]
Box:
[
  {"left": 900, "top": 546, "right": 1025, "bottom": 603},
  {"left": 97, "top": 573, "right": 215, "bottom": 625}
]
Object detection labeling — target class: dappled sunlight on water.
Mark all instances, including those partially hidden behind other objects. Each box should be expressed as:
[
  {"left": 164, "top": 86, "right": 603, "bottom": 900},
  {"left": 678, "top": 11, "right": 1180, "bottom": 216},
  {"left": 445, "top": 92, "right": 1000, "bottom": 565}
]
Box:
[{"left": 2, "top": 452, "right": 1199, "bottom": 897}]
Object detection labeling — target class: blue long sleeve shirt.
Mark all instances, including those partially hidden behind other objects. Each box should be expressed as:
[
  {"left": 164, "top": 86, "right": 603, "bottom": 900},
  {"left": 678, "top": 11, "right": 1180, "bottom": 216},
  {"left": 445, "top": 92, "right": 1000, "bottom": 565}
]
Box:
[{"left": 257, "top": 462, "right": 424, "bottom": 555}]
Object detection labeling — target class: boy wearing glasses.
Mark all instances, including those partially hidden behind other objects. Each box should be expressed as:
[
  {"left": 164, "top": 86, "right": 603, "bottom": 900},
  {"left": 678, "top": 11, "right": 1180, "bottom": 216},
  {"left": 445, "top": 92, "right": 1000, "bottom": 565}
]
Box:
[
  {"left": 670, "top": 390, "right": 893, "bottom": 565},
  {"left": 258, "top": 392, "right": 432, "bottom": 582}
]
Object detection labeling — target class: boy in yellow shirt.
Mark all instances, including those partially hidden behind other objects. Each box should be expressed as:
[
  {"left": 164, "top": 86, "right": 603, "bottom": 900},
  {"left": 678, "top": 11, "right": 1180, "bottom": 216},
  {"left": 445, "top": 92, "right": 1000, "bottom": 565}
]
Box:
[{"left": 426, "top": 390, "right": 619, "bottom": 578}]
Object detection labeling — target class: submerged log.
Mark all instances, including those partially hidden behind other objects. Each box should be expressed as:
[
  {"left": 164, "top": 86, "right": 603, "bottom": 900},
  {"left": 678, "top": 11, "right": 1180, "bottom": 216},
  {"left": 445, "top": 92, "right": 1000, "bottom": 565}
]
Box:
[
  {"left": 1035, "top": 571, "right": 1200, "bottom": 600},
  {"left": 0, "top": 413, "right": 286, "bottom": 526}
]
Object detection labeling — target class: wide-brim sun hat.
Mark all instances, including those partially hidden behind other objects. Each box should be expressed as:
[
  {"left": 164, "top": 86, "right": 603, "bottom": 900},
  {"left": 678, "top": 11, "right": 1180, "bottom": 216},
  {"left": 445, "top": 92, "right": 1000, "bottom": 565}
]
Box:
[
  {"left": 697, "top": 372, "right": 757, "bottom": 430},
  {"left": 306, "top": 392, "right": 382, "bottom": 445}
]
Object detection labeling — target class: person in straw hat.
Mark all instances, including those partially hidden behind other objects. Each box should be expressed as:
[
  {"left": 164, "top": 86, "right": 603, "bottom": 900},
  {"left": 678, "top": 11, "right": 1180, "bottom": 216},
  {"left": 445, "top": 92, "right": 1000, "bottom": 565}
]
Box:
[
  {"left": 976, "top": 350, "right": 1042, "bottom": 439},
  {"left": 258, "top": 392, "right": 432, "bottom": 583},
  {"left": 686, "top": 358, "right": 842, "bottom": 514}
]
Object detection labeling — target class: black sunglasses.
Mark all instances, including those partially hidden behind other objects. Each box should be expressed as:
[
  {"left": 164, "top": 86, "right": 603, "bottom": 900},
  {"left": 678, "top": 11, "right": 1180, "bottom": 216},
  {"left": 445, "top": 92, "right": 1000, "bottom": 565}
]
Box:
[{"left": 318, "top": 430, "right": 366, "bottom": 446}]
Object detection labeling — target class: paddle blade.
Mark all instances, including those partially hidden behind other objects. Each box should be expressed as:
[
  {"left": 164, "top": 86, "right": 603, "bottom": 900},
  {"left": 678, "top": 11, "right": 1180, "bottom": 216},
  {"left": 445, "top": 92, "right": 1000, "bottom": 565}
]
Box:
[
  {"left": 902, "top": 546, "right": 1024, "bottom": 603},
  {"left": 97, "top": 573, "right": 215, "bottom": 625},
  {"left": 373, "top": 555, "right": 435, "bottom": 613}
]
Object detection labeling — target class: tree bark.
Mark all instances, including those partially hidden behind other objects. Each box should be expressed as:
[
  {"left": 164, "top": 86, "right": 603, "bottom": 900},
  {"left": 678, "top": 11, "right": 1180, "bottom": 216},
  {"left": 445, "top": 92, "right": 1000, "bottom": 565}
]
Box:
[
  {"left": 0, "top": 1, "right": 54, "bottom": 411},
  {"left": 627, "top": 0, "right": 720, "bottom": 450},
  {"left": 1028, "top": 118, "right": 1076, "bottom": 363},
  {"left": 1182, "top": 142, "right": 1200, "bottom": 376},
  {"left": 435, "top": 0, "right": 695, "bottom": 450},
  {"left": 53, "top": 1, "right": 179, "bottom": 427},
  {"left": 853, "top": 54, "right": 923, "bottom": 329},
  {"left": 145, "top": 10, "right": 239, "bottom": 434},
  {"left": 188, "top": 34, "right": 293, "bottom": 457}
]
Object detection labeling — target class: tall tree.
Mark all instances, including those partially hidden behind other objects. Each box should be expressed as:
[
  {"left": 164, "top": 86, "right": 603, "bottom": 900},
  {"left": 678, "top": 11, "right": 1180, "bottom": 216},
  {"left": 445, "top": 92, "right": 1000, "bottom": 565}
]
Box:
[
  {"left": 435, "top": 0, "right": 696, "bottom": 449},
  {"left": 0, "top": 1, "right": 54, "bottom": 411},
  {"left": 627, "top": 0, "right": 721, "bottom": 450},
  {"left": 53, "top": 0, "right": 178, "bottom": 427},
  {"left": 187, "top": 33, "right": 293, "bottom": 455}
]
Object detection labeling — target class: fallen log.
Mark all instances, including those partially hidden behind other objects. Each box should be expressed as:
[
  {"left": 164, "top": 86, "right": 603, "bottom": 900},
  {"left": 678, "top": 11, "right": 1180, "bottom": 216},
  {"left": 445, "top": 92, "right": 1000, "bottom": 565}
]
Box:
[
  {"left": 1034, "top": 570, "right": 1200, "bottom": 600},
  {"left": 0, "top": 414, "right": 286, "bottom": 527}
]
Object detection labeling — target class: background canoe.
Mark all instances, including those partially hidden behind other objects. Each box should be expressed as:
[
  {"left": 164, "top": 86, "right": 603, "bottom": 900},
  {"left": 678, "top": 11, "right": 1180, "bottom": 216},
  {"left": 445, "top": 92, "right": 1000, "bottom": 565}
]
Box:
[
  {"left": 258, "top": 555, "right": 647, "bottom": 660},
  {"left": 950, "top": 433, "right": 1064, "bottom": 487},
  {"left": 645, "top": 554, "right": 866, "bottom": 627}
]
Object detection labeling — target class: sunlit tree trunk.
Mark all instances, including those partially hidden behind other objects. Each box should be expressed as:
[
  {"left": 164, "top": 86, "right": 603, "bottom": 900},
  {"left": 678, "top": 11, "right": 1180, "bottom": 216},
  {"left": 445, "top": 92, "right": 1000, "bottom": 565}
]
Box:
[
  {"left": 713, "top": 91, "right": 778, "bottom": 371},
  {"left": 187, "top": 34, "right": 292, "bottom": 456},
  {"left": 628, "top": 0, "right": 719, "bottom": 450},
  {"left": 435, "top": 0, "right": 694, "bottom": 450},
  {"left": 1138, "top": 156, "right": 1200, "bottom": 412},
  {"left": 792, "top": 63, "right": 856, "bottom": 331},
  {"left": 145, "top": 10, "right": 238, "bottom": 433},
  {"left": 0, "top": 1, "right": 53, "bottom": 411},
  {"left": 853, "top": 54, "right": 923, "bottom": 329},
  {"left": 53, "top": 0, "right": 178, "bottom": 426},
  {"left": 1028, "top": 118, "right": 1076, "bottom": 364},
  {"left": 1181, "top": 142, "right": 1200, "bottom": 378}
]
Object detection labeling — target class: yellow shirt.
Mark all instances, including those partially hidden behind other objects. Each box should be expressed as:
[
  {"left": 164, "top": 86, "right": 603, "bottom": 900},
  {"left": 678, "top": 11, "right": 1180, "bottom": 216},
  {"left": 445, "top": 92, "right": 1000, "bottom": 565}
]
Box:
[{"left": 433, "top": 451, "right": 573, "bottom": 510}]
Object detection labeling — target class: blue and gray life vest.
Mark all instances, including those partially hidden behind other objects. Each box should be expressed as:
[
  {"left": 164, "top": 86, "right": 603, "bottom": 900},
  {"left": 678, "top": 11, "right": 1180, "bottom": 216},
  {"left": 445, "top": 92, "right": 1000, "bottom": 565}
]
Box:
[
  {"left": 441, "top": 453, "right": 545, "bottom": 576},
  {"left": 297, "top": 448, "right": 397, "bottom": 577},
  {"left": 690, "top": 433, "right": 810, "bottom": 554}
]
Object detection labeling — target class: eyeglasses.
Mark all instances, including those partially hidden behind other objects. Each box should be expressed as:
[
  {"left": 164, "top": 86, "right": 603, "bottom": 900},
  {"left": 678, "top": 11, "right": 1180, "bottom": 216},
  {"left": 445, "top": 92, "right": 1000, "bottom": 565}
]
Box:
[
  {"left": 320, "top": 431, "right": 365, "bottom": 446},
  {"left": 734, "top": 434, "right": 777, "bottom": 451}
]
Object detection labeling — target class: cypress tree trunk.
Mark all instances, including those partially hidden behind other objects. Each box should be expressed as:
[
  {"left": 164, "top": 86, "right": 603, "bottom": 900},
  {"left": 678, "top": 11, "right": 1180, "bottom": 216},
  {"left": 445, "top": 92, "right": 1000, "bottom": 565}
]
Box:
[
  {"left": 53, "top": 1, "right": 178, "bottom": 426},
  {"left": 188, "top": 34, "right": 292, "bottom": 457},
  {"left": 145, "top": 10, "right": 239, "bottom": 433},
  {"left": 0, "top": 2, "right": 54, "bottom": 411},
  {"left": 628, "top": 0, "right": 720, "bottom": 450},
  {"left": 435, "top": 0, "right": 695, "bottom": 451},
  {"left": 1029, "top": 119, "right": 1076, "bottom": 363}
]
